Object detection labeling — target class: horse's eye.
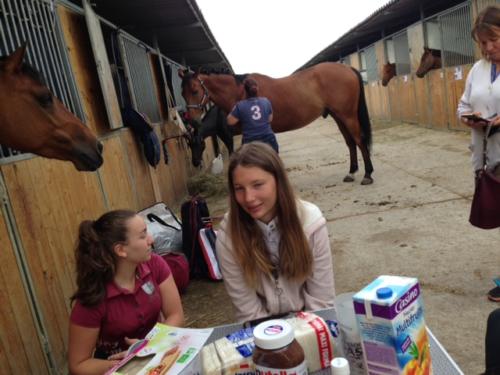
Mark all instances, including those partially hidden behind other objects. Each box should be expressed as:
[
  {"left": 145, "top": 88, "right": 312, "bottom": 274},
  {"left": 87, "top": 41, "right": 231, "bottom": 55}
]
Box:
[{"left": 37, "top": 92, "right": 53, "bottom": 108}]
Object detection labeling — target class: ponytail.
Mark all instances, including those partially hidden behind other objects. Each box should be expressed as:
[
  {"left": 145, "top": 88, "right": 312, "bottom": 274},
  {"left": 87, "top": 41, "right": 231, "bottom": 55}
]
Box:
[
  {"left": 71, "top": 210, "right": 136, "bottom": 306},
  {"left": 244, "top": 78, "right": 259, "bottom": 98}
]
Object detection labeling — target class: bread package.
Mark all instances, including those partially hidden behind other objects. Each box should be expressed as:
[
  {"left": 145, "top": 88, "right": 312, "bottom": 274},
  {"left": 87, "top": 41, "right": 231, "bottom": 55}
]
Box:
[{"left": 201, "top": 327, "right": 254, "bottom": 375}]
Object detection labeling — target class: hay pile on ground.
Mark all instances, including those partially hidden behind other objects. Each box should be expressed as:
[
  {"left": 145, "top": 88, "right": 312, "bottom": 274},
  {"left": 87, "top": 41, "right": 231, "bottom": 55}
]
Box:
[{"left": 187, "top": 172, "right": 228, "bottom": 198}]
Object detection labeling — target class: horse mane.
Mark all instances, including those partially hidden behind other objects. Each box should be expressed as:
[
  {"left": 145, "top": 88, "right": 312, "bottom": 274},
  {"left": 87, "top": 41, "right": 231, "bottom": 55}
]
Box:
[
  {"left": 426, "top": 48, "right": 442, "bottom": 57},
  {"left": 0, "top": 55, "right": 45, "bottom": 85},
  {"left": 183, "top": 67, "right": 248, "bottom": 87}
]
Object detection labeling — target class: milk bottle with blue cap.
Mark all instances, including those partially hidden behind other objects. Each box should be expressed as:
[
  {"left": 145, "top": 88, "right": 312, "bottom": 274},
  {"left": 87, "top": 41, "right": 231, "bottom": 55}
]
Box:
[{"left": 353, "top": 275, "right": 432, "bottom": 375}]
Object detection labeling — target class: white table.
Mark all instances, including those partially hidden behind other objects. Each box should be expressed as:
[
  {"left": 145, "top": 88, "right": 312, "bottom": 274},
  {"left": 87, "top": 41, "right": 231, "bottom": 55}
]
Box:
[{"left": 204, "top": 308, "right": 464, "bottom": 375}]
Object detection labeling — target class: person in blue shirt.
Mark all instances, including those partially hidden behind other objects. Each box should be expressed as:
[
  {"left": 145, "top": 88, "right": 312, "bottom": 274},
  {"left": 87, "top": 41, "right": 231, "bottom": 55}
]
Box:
[{"left": 227, "top": 78, "right": 279, "bottom": 153}]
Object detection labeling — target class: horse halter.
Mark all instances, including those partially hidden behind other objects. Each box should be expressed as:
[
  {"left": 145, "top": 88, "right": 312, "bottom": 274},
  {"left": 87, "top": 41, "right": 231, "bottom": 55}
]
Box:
[{"left": 186, "top": 77, "right": 209, "bottom": 110}]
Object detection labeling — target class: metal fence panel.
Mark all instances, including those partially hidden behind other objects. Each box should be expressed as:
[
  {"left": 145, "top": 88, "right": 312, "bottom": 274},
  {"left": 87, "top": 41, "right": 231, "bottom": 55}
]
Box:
[
  {"left": 439, "top": 3, "right": 475, "bottom": 67},
  {"left": 162, "top": 57, "right": 185, "bottom": 110},
  {"left": 365, "top": 45, "right": 378, "bottom": 82},
  {"left": 118, "top": 33, "right": 161, "bottom": 123},
  {"left": 393, "top": 31, "right": 411, "bottom": 75},
  {"left": 0, "top": 0, "right": 84, "bottom": 160}
]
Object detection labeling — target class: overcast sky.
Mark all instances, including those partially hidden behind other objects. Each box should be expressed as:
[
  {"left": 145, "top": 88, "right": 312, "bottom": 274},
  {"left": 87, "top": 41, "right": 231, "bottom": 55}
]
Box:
[{"left": 196, "top": 0, "right": 389, "bottom": 78}]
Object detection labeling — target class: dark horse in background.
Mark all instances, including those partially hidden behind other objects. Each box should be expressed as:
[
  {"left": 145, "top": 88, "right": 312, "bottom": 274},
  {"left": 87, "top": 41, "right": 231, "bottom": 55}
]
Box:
[
  {"left": 416, "top": 48, "right": 442, "bottom": 78},
  {"left": 0, "top": 44, "right": 103, "bottom": 171},
  {"left": 179, "top": 62, "right": 374, "bottom": 184},
  {"left": 181, "top": 105, "right": 233, "bottom": 167}
]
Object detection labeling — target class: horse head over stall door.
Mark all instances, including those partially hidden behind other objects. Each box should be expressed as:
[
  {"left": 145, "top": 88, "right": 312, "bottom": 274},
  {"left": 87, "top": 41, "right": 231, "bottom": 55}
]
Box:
[
  {"left": 180, "top": 105, "right": 233, "bottom": 167},
  {"left": 416, "top": 48, "right": 442, "bottom": 78},
  {"left": 179, "top": 62, "right": 374, "bottom": 184},
  {"left": 381, "top": 62, "right": 396, "bottom": 86},
  {"left": 0, "top": 44, "right": 103, "bottom": 171}
]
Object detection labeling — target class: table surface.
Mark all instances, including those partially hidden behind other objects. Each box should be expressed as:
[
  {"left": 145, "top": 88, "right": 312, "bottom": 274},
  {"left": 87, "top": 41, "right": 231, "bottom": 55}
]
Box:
[{"left": 205, "top": 308, "right": 464, "bottom": 375}]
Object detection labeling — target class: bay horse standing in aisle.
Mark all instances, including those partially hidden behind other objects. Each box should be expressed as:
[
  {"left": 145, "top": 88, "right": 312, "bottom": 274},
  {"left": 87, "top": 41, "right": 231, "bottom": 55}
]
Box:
[
  {"left": 0, "top": 44, "right": 103, "bottom": 171},
  {"left": 179, "top": 62, "right": 374, "bottom": 184}
]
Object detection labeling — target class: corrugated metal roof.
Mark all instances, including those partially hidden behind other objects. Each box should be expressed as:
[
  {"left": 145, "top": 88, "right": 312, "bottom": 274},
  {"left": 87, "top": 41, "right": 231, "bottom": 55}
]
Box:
[
  {"left": 299, "top": 0, "right": 466, "bottom": 70},
  {"left": 71, "top": 0, "right": 233, "bottom": 72}
]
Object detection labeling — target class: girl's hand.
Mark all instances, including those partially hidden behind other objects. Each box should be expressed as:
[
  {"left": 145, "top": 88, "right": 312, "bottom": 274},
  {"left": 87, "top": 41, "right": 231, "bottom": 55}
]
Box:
[{"left": 107, "top": 337, "right": 139, "bottom": 360}]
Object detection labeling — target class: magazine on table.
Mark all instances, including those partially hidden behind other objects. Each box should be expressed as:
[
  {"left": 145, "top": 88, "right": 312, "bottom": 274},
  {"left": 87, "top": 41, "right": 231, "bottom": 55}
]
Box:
[{"left": 105, "top": 323, "right": 213, "bottom": 375}]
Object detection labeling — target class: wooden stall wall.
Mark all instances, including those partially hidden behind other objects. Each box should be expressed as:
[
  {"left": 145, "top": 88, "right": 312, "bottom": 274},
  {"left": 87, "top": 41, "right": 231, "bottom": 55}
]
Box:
[
  {"left": 58, "top": 6, "right": 112, "bottom": 135},
  {"left": 446, "top": 65, "right": 473, "bottom": 130},
  {"left": 427, "top": 69, "right": 449, "bottom": 129},
  {"left": 0, "top": 205, "right": 49, "bottom": 374},
  {"left": 347, "top": 52, "right": 360, "bottom": 70},
  {"left": 407, "top": 22, "right": 425, "bottom": 74},
  {"left": 374, "top": 40, "right": 391, "bottom": 121},
  {"left": 0, "top": 4, "right": 225, "bottom": 373},
  {"left": 1, "top": 158, "right": 107, "bottom": 373}
]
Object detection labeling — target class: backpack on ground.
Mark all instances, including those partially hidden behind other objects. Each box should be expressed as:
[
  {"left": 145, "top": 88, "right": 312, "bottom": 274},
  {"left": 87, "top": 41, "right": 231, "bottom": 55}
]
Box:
[
  {"left": 161, "top": 252, "right": 190, "bottom": 293},
  {"left": 138, "top": 203, "right": 189, "bottom": 292},
  {"left": 181, "top": 196, "right": 222, "bottom": 280},
  {"left": 198, "top": 225, "right": 222, "bottom": 280}
]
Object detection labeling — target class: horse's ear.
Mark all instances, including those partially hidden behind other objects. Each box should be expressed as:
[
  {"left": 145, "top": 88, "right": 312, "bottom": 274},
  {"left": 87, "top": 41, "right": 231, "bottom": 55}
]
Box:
[
  {"left": 5, "top": 43, "right": 27, "bottom": 74},
  {"left": 424, "top": 47, "right": 430, "bottom": 52}
]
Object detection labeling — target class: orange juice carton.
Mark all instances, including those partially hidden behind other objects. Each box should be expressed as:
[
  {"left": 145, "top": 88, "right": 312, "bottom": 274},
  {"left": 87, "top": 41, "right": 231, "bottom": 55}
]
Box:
[{"left": 353, "top": 275, "right": 432, "bottom": 375}]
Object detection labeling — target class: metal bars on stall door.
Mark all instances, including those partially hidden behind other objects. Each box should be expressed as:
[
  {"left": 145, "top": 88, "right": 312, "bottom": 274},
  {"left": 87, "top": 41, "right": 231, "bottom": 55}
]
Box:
[
  {"left": 439, "top": 2, "right": 475, "bottom": 67},
  {"left": 393, "top": 31, "right": 411, "bottom": 75},
  {"left": 0, "top": 0, "right": 84, "bottom": 160},
  {"left": 118, "top": 33, "right": 161, "bottom": 123}
]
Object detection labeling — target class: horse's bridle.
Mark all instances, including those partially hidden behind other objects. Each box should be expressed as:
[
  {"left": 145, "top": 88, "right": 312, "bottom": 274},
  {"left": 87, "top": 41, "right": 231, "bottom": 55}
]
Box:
[{"left": 186, "top": 77, "right": 210, "bottom": 110}]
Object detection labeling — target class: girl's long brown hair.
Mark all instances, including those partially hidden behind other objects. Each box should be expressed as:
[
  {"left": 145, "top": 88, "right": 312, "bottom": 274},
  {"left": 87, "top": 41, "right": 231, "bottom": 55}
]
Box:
[
  {"left": 70, "top": 210, "right": 136, "bottom": 307},
  {"left": 227, "top": 142, "right": 312, "bottom": 288}
]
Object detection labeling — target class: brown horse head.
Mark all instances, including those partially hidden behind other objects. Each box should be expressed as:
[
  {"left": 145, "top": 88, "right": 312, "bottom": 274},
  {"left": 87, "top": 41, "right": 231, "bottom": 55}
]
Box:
[
  {"left": 178, "top": 68, "right": 242, "bottom": 120},
  {"left": 178, "top": 68, "right": 210, "bottom": 121},
  {"left": 381, "top": 62, "right": 396, "bottom": 86},
  {"left": 0, "top": 45, "right": 103, "bottom": 171},
  {"left": 416, "top": 48, "right": 442, "bottom": 78}
]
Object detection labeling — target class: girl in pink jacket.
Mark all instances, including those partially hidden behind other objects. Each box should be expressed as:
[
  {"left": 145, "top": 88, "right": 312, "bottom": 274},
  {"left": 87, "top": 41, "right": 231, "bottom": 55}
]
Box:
[{"left": 216, "top": 142, "right": 336, "bottom": 322}]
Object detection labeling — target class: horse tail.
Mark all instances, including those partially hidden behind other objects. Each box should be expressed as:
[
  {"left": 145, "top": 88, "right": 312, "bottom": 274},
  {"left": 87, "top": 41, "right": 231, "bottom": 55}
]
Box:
[{"left": 351, "top": 67, "right": 372, "bottom": 151}]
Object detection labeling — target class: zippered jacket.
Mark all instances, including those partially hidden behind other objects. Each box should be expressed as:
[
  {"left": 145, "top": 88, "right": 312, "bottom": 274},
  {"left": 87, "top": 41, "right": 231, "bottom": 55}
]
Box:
[{"left": 216, "top": 200, "right": 336, "bottom": 322}]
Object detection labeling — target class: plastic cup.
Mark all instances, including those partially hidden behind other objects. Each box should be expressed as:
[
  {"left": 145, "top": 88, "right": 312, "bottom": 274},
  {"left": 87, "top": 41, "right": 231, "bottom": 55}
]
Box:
[{"left": 335, "top": 292, "right": 366, "bottom": 375}]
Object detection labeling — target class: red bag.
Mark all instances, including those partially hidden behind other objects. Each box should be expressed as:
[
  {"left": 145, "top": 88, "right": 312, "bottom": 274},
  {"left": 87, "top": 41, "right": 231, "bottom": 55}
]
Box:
[
  {"left": 469, "top": 125, "right": 500, "bottom": 229},
  {"left": 469, "top": 170, "right": 500, "bottom": 229},
  {"left": 162, "top": 252, "right": 190, "bottom": 293}
]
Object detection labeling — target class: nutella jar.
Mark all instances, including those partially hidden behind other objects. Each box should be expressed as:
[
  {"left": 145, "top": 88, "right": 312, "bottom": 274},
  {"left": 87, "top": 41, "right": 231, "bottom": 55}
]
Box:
[{"left": 253, "top": 319, "right": 307, "bottom": 375}]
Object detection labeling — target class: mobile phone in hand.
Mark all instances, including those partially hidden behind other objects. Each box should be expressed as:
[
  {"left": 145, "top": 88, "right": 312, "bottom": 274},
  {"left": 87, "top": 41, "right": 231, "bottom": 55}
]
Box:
[{"left": 461, "top": 114, "right": 489, "bottom": 122}]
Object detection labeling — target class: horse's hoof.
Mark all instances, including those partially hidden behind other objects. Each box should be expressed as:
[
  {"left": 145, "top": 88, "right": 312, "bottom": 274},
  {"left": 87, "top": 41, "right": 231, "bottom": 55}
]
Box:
[
  {"left": 343, "top": 174, "right": 355, "bottom": 182},
  {"left": 361, "top": 177, "right": 373, "bottom": 185}
]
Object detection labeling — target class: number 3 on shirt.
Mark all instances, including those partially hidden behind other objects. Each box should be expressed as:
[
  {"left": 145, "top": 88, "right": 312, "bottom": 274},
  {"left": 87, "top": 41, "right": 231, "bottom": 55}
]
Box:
[{"left": 251, "top": 105, "right": 262, "bottom": 120}]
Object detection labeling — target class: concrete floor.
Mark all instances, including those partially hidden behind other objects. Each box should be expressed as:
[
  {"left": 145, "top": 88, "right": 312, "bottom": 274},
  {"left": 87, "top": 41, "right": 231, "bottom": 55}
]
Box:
[{"left": 181, "top": 118, "right": 500, "bottom": 375}]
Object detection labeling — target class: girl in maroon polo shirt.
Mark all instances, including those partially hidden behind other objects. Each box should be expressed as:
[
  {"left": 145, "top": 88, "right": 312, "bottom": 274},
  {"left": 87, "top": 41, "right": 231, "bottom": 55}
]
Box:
[{"left": 68, "top": 210, "right": 184, "bottom": 375}]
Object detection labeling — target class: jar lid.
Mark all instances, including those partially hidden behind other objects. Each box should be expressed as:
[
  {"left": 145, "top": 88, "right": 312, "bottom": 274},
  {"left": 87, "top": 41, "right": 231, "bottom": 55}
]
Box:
[{"left": 253, "top": 319, "right": 294, "bottom": 350}]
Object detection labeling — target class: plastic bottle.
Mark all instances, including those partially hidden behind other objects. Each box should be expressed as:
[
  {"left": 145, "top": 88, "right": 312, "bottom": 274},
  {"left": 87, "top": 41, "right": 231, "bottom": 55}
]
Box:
[{"left": 330, "top": 357, "right": 350, "bottom": 375}]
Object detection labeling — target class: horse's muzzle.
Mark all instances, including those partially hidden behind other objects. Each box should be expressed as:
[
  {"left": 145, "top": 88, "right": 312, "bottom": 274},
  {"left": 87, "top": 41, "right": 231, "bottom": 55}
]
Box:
[{"left": 73, "top": 141, "right": 104, "bottom": 171}]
